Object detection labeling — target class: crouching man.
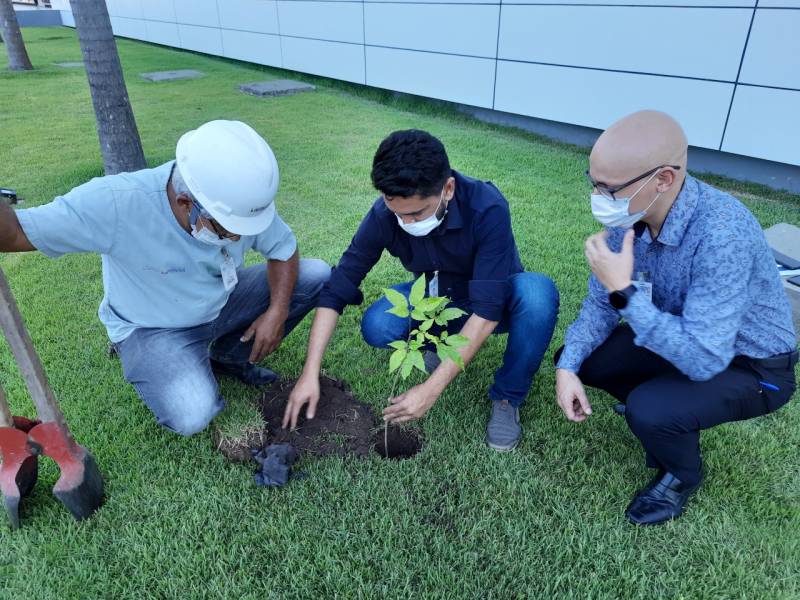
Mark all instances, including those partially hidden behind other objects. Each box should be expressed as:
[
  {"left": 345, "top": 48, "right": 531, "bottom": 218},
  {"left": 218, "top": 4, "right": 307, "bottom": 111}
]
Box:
[
  {"left": 284, "top": 130, "right": 559, "bottom": 451},
  {"left": 0, "top": 120, "right": 330, "bottom": 435},
  {"left": 555, "top": 110, "right": 797, "bottom": 525}
]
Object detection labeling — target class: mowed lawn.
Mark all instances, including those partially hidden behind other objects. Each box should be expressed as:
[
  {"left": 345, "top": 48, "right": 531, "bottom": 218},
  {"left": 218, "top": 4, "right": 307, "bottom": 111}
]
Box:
[{"left": 1, "top": 27, "right": 799, "bottom": 599}]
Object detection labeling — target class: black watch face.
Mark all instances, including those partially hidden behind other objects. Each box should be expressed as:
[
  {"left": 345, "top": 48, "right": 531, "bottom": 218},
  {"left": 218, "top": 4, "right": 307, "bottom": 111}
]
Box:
[{"left": 609, "top": 290, "right": 627, "bottom": 310}]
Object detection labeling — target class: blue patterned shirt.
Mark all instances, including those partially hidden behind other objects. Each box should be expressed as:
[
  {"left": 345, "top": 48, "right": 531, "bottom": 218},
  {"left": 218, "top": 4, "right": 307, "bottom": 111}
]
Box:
[{"left": 557, "top": 174, "right": 797, "bottom": 381}]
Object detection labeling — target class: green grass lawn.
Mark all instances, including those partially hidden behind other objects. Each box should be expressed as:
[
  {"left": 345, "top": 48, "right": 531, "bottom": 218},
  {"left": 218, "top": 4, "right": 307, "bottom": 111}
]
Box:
[{"left": 1, "top": 27, "right": 799, "bottom": 599}]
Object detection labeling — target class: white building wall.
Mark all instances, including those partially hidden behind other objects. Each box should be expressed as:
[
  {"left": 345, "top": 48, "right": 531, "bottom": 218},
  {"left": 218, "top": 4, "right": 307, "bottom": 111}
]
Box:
[{"left": 54, "top": 0, "right": 800, "bottom": 167}]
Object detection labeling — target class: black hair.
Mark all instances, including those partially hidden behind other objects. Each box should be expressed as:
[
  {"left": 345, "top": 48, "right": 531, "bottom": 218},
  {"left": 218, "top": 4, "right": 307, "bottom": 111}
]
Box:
[{"left": 371, "top": 130, "right": 451, "bottom": 199}]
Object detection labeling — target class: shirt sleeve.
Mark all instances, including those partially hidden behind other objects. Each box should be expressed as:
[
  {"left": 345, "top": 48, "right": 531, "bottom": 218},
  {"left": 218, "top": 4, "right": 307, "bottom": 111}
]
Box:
[
  {"left": 317, "top": 206, "right": 386, "bottom": 313},
  {"left": 253, "top": 214, "right": 297, "bottom": 261},
  {"left": 15, "top": 178, "right": 119, "bottom": 257},
  {"left": 468, "top": 204, "right": 518, "bottom": 322},
  {"left": 620, "top": 236, "right": 755, "bottom": 381},
  {"left": 556, "top": 272, "right": 620, "bottom": 372}
]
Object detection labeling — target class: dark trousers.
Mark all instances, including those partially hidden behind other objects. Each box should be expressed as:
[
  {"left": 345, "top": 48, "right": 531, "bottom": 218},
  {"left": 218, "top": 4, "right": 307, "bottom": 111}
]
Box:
[{"left": 555, "top": 325, "right": 797, "bottom": 486}]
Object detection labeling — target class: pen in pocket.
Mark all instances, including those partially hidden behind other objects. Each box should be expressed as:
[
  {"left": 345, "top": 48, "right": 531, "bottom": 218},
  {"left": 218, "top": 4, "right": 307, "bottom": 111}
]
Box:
[{"left": 759, "top": 381, "right": 780, "bottom": 392}]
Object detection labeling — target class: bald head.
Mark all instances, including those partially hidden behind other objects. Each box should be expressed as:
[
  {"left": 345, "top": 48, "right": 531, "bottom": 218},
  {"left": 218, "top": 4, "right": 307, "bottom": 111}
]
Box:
[{"left": 591, "top": 110, "right": 688, "bottom": 185}]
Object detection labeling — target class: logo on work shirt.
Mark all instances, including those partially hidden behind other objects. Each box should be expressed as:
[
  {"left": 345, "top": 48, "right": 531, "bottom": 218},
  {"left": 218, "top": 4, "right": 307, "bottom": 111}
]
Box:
[{"left": 143, "top": 266, "right": 187, "bottom": 275}]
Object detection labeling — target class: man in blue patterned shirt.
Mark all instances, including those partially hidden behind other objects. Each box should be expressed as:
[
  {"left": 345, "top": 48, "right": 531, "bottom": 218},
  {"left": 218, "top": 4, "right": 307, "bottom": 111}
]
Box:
[{"left": 554, "top": 111, "right": 798, "bottom": 525}]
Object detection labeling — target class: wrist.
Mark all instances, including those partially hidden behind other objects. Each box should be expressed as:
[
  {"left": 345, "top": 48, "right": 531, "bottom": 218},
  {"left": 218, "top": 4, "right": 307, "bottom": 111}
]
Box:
[{"left": 266, "top": 304, "right": 290, "bottom": 319}]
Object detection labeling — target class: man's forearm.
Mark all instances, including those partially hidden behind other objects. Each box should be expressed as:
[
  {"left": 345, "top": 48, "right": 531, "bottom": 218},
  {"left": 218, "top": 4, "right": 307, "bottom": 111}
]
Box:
[
  {"left": 0, "top": 202, "right": 34, "bottom": 253},
  {"left": 266, "top": 251, "right": 299, "bottom": 315},
  {"left": 425, "top": 314, "right": 497, "bottom": 395},
  {"left": 301, "top": 307, "right": 340, "bottom": 375}
]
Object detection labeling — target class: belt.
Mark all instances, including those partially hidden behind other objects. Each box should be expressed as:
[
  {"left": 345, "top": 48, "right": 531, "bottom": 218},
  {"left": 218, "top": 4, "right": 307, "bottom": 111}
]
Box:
[{"left": 749, "top": 350, "right": 799, "bottom": 370}]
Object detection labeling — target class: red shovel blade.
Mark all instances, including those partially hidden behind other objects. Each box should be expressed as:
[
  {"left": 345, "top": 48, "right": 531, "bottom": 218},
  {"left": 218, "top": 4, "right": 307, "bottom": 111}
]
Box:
[
  {"left": 27, "top": 422, "right": 104, "bottom": 521},
  {"left": 0, "top": 425, "right": 39, "bottom": 529}
]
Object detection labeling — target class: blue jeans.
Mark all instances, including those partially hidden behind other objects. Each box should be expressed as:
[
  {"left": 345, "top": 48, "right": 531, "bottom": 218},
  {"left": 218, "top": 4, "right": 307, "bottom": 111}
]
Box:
[
  {"left": 360, "top": 272, "right": 559, "bottom": 407},
  {"left": 115, "top": 259, "right": 330, "bottom": 436}
]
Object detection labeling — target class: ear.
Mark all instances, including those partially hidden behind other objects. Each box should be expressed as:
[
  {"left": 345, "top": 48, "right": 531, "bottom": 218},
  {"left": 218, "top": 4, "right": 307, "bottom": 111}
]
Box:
[
  {"left": 656, "top": 168, "right": 677, "bottom": 193},
  {"left": 443, "top": 176, "right": 456, "bottom": 202}
]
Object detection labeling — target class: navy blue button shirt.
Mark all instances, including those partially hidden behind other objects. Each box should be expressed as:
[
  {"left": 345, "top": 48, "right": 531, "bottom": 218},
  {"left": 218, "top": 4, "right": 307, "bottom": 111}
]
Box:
[
  {"left": 558, "top": 174, "right": 797, "bottom": 381},
  {"left": 317, "top": 171, "right": 523, "bottom": 322}
]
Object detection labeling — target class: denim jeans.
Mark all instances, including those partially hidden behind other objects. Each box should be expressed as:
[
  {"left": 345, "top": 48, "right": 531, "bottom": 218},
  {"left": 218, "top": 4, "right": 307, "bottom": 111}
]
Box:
[
  {"left": 115, "top": 259, "right": 330, "bottom": 436},
  {"left": 360, "top": 272, "right": 559, "bottom": 407}
]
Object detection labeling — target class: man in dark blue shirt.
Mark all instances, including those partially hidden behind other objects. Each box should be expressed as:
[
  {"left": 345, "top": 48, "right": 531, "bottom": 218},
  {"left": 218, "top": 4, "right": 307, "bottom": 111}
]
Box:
[{"left": 283, "top": 130, "right": 559, "bottom": 450}]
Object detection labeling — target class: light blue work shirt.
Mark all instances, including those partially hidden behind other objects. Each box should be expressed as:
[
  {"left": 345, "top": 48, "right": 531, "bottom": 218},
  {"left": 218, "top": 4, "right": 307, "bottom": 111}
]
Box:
[
  {"left": 16, "top": 161, "right": 297, "bottom": 342},
  {"left": 558, "top": 174, "right": 797, "bottom": 381}
]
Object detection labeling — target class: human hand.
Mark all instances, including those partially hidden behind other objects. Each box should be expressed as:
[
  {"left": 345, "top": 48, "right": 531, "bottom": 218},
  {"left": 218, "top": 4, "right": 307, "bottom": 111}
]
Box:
[
  {"left": 383, "top": 383, "right": 439, "bottom": 424},
  {"left": 585, "top": 229, "right": 634, "bottom": 292},
  {"left": 556, "top": 368, "right": 593, "bottom": 422},
  {"left": 241, "top": 307, "right": 287, "bottom": 363},
  {"left": 282, "top": 373, "right": 320, "bottom": 429}
]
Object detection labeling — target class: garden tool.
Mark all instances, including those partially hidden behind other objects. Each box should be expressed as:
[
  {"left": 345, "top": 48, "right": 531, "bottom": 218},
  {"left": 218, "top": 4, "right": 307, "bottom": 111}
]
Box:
[
  {"left": 0, "top": 385, "right": 39, "bottom": 529},
  {"left": 0, "top": 266, "right": 104, "bottom": 527}
]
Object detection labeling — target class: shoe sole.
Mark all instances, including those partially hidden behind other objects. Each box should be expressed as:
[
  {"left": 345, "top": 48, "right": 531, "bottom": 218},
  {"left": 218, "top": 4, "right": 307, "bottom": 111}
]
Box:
[{"left": 485, "top": 438, "right": 520, "bottom": 452}]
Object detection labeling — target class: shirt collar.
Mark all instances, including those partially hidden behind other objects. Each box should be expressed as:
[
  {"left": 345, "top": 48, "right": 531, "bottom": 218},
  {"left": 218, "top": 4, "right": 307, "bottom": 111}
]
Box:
[{"left": 651, "top": 174, "right": 699, "bottom": 247}]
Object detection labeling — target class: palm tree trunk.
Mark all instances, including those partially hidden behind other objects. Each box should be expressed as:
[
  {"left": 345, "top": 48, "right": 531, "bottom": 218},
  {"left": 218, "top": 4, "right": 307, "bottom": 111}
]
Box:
[
  {"left": 68, "top": 0, "right": 146, "bottom": 175},
  {"left": 0, "top": 0, "right": 34, "bottom": 71}
]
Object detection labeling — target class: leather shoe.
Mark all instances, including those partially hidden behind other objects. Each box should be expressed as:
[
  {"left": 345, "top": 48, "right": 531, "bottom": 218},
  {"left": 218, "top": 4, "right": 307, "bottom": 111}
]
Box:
[
  {"left": 625, "top": 471, "right": 701, "bottom": 526},
  {"left": 210, "top": 359, "right": 279, "bottom": 386}
]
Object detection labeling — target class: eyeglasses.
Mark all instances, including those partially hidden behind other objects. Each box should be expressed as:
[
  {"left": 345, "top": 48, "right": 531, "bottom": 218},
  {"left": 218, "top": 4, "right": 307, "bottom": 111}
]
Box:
[
  {"left": 585, "top": 164, "right": 681, "bottom": 200},
  {"left": 192, "top": 199, "right": 238, "bottom": 240}
]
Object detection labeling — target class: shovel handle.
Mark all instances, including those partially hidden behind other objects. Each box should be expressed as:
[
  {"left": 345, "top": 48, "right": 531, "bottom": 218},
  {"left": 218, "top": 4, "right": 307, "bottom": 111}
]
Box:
[
  {"left": 0, "top": 383, "right": 11, "bottom": 428},
  {"left": 0, "top": 267, "right": 63, "bottom": 424}
]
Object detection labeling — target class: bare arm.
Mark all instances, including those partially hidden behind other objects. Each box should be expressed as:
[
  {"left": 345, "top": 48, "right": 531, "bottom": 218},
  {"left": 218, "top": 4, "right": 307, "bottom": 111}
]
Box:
[
  {"left": 241, "top": 250, "right": 299, "bottom": 362},
  {"left": 282, "top": 307, "right": 340, "bottom": 428},
  {"left": 0, "top": 202, "right": 35, "bottom": 253}
]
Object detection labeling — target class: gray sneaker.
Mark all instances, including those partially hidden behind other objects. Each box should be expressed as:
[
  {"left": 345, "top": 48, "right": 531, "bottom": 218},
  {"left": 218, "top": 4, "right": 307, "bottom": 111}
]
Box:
[
  {"left": 486, "top": 399, "right": 521, "bottom": 451},
  {"left": 423, "top": 350, "right": 441, "bottom": 374}
]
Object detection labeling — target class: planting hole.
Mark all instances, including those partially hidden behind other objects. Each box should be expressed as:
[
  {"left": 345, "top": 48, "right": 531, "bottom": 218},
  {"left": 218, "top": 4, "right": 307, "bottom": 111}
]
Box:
[{"left": 373, "top": 426, "right": 423, "bottom": 460}]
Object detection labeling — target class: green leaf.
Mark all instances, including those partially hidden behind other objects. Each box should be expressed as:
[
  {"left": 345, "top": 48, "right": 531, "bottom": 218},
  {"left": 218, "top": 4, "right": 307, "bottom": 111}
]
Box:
[
  {"left": 411, "top": 309, "right": 426, "bottom": 321},
  {"left": 389, "top": 349, "right": 406, "bottom": 373},
  {"left": 386, "top": 305, "right": 410, "bottom": 318},
  {"left": 401, "top": 354, "right": 414, "bottom": 378},
  {"left": 409, "top": 339, "right": 422, "bottom": 351},
  {"left": 409, "top": 349, "right": 426, "bottom": 374},
  {"left": 445, "top": 334, "right": 470, "bottom": 348},
  {"left": 419, "top": 319, "right": 434, "bottom": 332},
  {"left": 409, "top": 275, "right": 426, "bottom": 308},
  {"left": 384, "top": 288, "right": 409, "bottom": 311},
  {"left": 438, "top": 345, "right": 465, "bottom": 370},
  {"left": 416, "top": 296, "right": 447, "bottom": 314},
  {"left": 438, "top": 307, "right": 467, "bottom": 322},
  {"left": 387, "top": 340, "right": 407, "bottom": 350}
]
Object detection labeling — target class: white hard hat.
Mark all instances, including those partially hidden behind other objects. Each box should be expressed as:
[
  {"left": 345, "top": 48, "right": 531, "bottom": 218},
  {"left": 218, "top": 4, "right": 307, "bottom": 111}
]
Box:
[{"left": 176, "top": 120, "right": 279, "bottom": 235}]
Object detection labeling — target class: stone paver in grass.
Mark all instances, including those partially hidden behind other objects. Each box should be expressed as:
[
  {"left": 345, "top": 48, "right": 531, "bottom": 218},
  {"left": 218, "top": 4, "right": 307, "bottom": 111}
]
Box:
[
  {"left": 140, "top": 69, "right": 205, "bottom": 82},
  {"left": 54, "top": 61, "right": 84, "bottom": 68},
  {"left": 239, "top": 79, "right": 316, "bottom": 98}
]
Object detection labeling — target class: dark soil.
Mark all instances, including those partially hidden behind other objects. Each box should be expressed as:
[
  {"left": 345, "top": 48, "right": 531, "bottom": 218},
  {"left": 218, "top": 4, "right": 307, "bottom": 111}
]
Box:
[{"left": 216, "top": 376, "right": 423, "bottom": 461}]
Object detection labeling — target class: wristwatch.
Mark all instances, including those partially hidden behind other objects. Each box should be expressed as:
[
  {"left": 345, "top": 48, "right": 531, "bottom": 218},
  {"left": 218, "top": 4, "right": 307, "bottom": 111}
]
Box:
[{"left": 609, "top": 284, "right": 637, "bottom": 310}]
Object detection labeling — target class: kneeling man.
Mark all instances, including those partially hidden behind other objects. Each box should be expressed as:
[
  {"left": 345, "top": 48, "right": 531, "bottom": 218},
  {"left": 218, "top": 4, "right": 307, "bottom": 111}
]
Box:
[
  {"left": 555, "top": 110, "right": 797, "bottom": 524},
  {"left": 2, "top": 121, "right": 330, "bottom": 436}
]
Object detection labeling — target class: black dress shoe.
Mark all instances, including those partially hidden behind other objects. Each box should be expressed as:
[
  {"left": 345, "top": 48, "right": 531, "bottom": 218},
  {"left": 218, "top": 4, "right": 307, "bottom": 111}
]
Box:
[
  {"left": 210, "top": 359, "right": 279, "bottom": 386},
  {"left": 625, "top": 471, "right": 702, "bottom": 526}
]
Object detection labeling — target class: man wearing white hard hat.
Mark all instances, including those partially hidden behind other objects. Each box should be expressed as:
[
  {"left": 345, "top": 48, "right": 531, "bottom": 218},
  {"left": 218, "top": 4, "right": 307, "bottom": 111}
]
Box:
[{"left": 0, "top": 120, "right": 330, "bottom": 436}]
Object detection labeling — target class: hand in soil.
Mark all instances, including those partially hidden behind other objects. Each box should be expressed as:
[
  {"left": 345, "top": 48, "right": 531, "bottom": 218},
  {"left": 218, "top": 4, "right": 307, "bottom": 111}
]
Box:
[
  {"left": 282, "top": 373, "right": 320, "bottom": 429},
  {"left": 241, "top": 307, "right": 287, "bottom": 363},
  {"left": 383, "top": 383, "right": 439, "bottom": 424}
]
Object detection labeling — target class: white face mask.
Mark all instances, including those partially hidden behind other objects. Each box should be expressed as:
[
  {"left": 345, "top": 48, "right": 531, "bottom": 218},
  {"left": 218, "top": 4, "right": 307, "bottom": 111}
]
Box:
[
  {"left": 590, "top": 169, "right": 662, "bottom": 229},
  {"left": 189, "top": 201, "right": 234, "bottom": 247},
  {"left": 191, "top": 223, "right": 234, "bottom": 247},
  {"left": 396, "top": 190, "right": 447, "bottom": 237}
]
